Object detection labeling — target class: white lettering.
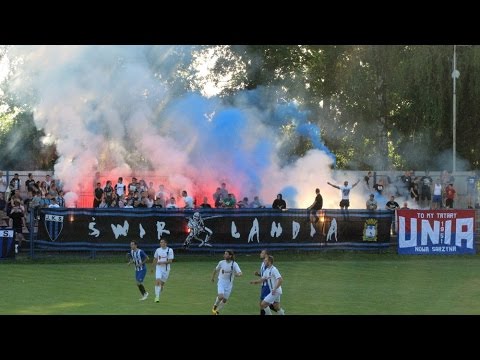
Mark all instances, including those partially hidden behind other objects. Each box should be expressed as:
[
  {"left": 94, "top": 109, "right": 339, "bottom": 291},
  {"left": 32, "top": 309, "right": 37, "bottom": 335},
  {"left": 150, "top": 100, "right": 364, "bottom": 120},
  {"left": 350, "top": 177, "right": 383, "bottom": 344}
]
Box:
[
  {"left": 436, "top": 213, "right": 457, "bottom": 219},
  {"left": 292, "top": 221, "right": 300, "bottom": 239},
  {"left": 271, "top": 222, "right": 282, "bottom": 238},
  {"left": 111, "top": 220, "right": 129, "bottom": 239},
  {"left": 310, "top": 223, "right": 316, "bottom": 237},
  {"left": 415, "top": 246, "right": 429, "bottom": 252},
  {"left": 456, "top": 218, "right": 474, "bottom": 248},
  {"left": 420, "top": 219, "right": 440, "bottom": 245},
  {"left": 399, "top": 216, "right": 474, "bottom": 249},
  {"left": 443, "top": 220, "right": 452, "bottom": 245},
  {"left": 88, "top": 217, "right": 100, "bottom": 237},
  {"left": 139, "top": 223, "right": 146, "bottom": 238},
  {"left": 431, "top": 246, "right": 457, "bottom": 252},
  {"left": 231, "top": 221, "right": 240, "bottom": 239},
  {"left": 398, "top": 216, "right": 417, "bottom": 248},
  {"left": 156, "top": 221, "right": 170, "bottom": 239},
  {"left": 247, "top": 218, "right": 259, "bottom": 243}
]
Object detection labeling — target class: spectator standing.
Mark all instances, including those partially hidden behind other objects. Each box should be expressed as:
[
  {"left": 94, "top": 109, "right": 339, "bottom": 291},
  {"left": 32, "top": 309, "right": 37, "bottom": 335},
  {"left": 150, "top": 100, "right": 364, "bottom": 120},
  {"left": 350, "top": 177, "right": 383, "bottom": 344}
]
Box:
[
  {"left": 181, "top": 190, "right": 194, "bottom": 209},
  {"left": 0, "top": 171, "right": 7, "bottom": 197},
  {"left": 93, "top": 182, "right": 104, "bottom": 208},
  {"left": 25, "top": 173, "right": 36, "bottom": 193},
  {"left": 410, "top": 183, "right": 419, "bottom": 204},
  {"left": 445, "top": 183, "right": 456, "bottom": 209},
  {"left": 115, "top": 177, "right": 126, "bottom": 199},
  {"left": 9, "top": 200, "right": 25, "bottom": 251},
  {"left": 128, "top": 177, "right": 138, "bottom": 197},
  {"left": 400, "top": 171, "right": 412, "bottom": 201},
  {"left": 219, "top": 183, "right": 228, "bottom": 200},
  {"left": 366, "top": 194, "right": 377, "bottom": 210},
  {"left": 373, "top": 178, "right": 385, "bottom": 196},
  {"left": 327, "top": 179, "right": 360, "bottom": 210},
  {"left": 385, "top": 195, "right": 400, "bottom": 235},
  {"left": 467, "top": 173, "right": 478, "bottom": 208},
  {"left": 363, "top": 171, "right": 373, "bottom": 191},
  {"left": 9, "top": 173, "right": 21, "bottom": 193},
  {"left": 156, "top": 185, "right": 168, "bottom": 208},
  {"left": 212, "top": 187, "right": 224, "bottom": 208},
  {"left": 432, "top": 179, "right": 443, "bottom": 210},
  {"left": 0, "top": 193, "right": 6, "bottom": 217},
  {"left": 420, "top": 171, "right": 433, "bottom": 209},
  {"left": 104, "top": 180, "right": 115, "bottom": 207}
]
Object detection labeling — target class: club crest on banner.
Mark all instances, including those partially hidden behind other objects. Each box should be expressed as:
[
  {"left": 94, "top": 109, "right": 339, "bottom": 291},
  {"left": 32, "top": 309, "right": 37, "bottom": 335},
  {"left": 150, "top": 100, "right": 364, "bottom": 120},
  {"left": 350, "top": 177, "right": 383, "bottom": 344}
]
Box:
[
  {"left": 363, "top": 218, "right": 378, "bottom": 242},
  {"left": 44, "top": 214, "right": 64, "bottom": 242}
]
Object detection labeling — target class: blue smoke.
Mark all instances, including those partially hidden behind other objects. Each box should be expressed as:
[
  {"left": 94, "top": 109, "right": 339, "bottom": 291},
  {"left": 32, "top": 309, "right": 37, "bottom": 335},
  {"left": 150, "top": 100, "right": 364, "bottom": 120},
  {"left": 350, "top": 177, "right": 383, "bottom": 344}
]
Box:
[
  {"left": 162, "top": 89, "right": 334, "bottom": 199},
  {"left": 279, "top": 186, "right": 298, "bottom": 208}
]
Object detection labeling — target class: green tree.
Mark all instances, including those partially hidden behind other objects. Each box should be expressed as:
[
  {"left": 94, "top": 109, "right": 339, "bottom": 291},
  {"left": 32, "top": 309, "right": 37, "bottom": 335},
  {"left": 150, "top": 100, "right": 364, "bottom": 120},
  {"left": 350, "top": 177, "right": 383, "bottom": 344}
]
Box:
[{"left": 0, "top": 111, "right": 56, "bottom": 170}]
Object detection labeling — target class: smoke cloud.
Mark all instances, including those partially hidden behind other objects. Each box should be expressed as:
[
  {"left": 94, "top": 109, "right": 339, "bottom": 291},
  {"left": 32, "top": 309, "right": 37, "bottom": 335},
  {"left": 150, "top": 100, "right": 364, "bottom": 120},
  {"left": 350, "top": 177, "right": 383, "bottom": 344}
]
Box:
[{"left": 4, "top": 45, "right": 370, "bottom": 208}]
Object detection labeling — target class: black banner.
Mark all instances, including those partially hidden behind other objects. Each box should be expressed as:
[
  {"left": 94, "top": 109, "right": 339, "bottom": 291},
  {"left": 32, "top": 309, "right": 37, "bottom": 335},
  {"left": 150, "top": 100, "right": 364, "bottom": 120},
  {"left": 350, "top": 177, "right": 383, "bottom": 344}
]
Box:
[{"left": 37, "top": 208, "right": 392, "bottom": 252}]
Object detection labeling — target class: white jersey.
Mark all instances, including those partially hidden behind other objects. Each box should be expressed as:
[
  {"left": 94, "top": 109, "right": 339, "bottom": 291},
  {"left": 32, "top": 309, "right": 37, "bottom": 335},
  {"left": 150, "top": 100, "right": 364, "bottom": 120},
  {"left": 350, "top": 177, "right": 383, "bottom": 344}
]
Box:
[
  {"left": 434, "top": 183, "right": 442, "bottom": 196},
  {"left": 154, "top": 246, "right": 174, "bottom": 270},
  {"left": 339, "top": 185, "right": 353, "bottom": 200},
  {"left": 216, "top": 260, "right": 241, "bottom": 282},
  {"left": 115, "top": 183, "right": 126, "bottom": 197},
  {"left": 183, "top": 195, "right": 194, "bottom": 209},
  {"left": 262, "top": 265, "right": 283, "bottom": 295}
]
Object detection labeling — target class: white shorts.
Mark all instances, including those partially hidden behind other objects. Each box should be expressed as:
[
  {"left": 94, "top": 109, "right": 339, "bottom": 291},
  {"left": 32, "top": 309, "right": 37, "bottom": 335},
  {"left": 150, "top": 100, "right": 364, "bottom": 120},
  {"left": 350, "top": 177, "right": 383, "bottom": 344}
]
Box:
[
  {"left": 263, "top": 292, "right": 281, "bottom": 305},
  {"left": 155, "top": 266, "right": 171, "bottom": 282},
  {"left": 217, "top": 280, "right": 233, "bottom": 299}
]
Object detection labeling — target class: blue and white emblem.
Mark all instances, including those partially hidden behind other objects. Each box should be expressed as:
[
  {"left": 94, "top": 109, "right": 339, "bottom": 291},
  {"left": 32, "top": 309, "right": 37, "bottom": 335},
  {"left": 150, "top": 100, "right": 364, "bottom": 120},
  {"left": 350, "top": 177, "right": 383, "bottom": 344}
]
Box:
[{"left": 44, "top": 214, "right": 64, "bottom": 242}]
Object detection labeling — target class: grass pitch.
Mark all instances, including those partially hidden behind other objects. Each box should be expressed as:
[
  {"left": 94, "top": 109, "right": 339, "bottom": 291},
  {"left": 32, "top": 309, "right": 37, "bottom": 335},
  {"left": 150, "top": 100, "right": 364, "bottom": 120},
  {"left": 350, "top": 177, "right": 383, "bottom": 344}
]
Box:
[{"left": 1, "top": 252, "right": 480, "bottom": 315}]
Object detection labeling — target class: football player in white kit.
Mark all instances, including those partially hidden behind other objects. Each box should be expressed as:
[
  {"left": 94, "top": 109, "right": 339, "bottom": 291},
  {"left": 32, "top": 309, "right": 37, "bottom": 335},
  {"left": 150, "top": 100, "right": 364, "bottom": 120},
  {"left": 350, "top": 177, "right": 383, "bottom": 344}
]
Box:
[
  {"left": 211, "top": 249, "right": 242, "bottom": 315},
  {"left": 152, "top": 239, "right": 174, "bottom": 303},
  {"left": 251, "top": 255, "right": 285, "bottom": 315}
]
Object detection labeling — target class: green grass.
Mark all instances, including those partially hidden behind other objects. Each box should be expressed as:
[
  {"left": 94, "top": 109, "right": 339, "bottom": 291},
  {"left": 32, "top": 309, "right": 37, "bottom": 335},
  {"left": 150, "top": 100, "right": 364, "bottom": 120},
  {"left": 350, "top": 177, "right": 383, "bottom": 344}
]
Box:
[{"left": 2, "top": 253, "right": 480, "bottom": 314}]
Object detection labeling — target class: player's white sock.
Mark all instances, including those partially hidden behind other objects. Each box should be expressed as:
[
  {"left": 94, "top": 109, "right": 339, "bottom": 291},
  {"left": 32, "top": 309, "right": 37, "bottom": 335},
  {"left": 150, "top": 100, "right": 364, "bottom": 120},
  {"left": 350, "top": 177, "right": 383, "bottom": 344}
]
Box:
[
  {"left": 217, "top": 301, "right": 226, "bottom": 312},
  {"left": 277, "top": 308, "right": 285, "bottom": 315},
  {"left": 155, "top": 286, "right": 160, "bottom": 297},
  {"left": 264, "top": 306, "right": 272, "bottom": 315},
  {"left": 213, "top": 297, "right": 220, "bottom": 307}
]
